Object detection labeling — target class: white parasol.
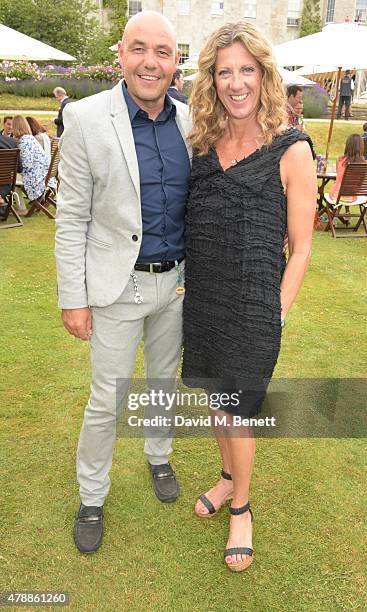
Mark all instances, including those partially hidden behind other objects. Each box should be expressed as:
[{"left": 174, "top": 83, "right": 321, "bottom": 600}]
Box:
[{"left": 0, "top": 23, "right": 76, "bottom": 61}]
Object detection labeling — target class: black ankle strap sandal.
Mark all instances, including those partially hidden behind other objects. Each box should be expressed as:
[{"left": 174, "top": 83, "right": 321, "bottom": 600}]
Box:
[
  {"left": 224, "top": 501, "right": 253, "bottom": 561},
  {"left": 221, "top": 469, "right": 232, "bottom": 481},
  {"left": 196, "top": 469, "right": 233, "bottom": 517}
]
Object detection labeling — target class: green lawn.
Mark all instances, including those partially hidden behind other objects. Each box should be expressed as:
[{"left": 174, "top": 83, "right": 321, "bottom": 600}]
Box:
[
  {"left": 306, "top": 121, "right": 365, "bottom": 162},
  {"left": 1, "top": 117, "right": 367, "bottom": 611},
  {"left": 0, "top": 93, "right": 59, "bottom": 111}
]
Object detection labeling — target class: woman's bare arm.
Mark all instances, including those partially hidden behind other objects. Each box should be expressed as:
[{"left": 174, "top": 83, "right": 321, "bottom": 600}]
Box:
[{"left": 279, "top": 140, "right": 317, "bottom": 319}]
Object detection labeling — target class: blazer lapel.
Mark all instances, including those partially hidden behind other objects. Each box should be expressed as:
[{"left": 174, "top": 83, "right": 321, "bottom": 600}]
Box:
[
  {"left": 110, "top": 81, "right": 140, "bottom": 199},
  {"left": 172, "top": 101, "right": 193, "bottom": 163}
]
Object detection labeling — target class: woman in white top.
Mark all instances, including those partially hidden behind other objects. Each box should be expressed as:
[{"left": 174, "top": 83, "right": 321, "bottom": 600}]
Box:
[
  {"left": 12, "top": 115, "right": 56, "bottom": 203},
  {"left": 26, "top": 116, "right": 51, "bottom": 161}
]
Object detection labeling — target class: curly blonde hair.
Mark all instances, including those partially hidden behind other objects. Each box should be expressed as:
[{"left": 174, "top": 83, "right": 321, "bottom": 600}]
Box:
[{"left": 189, "top": 21, "right": 287, "bottom": 155}]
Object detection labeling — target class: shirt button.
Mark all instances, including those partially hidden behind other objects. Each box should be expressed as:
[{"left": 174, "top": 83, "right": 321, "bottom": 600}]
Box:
[{"left": 132, "top": 235, "right": 138, "bottom": 242}]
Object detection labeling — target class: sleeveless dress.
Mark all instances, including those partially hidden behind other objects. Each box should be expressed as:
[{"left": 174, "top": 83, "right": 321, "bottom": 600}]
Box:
[{"left": 182, "top": 129, "right": 313, "bottom": 416}]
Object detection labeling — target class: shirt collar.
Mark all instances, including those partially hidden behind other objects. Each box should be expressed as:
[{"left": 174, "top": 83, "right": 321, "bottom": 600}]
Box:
[{"left": 122, "top": 79, "right": 175, "bottom": 122}]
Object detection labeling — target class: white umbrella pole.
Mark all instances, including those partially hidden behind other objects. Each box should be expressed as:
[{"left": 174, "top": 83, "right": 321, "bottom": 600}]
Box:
[{"left": 325, "top": 67, "right": 342, "bottom": 161}]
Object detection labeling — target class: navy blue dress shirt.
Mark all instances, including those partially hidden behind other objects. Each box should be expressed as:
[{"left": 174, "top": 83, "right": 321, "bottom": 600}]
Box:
[{"left": 122, "top": 81, "right": 190, "bottom": 262}]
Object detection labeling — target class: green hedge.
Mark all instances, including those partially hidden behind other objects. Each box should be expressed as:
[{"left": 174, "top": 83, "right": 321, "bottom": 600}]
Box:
[
  {"left": 303, "top": 85, "right": 329, "bottom": 118},
  {"left": 0, "top": 78, "right": 115, "bottom": 100}
]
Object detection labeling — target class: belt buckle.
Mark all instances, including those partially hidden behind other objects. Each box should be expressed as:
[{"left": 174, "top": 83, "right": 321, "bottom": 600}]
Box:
[{"left": 149, "top": 263, "right": 161, "bottom": 273}]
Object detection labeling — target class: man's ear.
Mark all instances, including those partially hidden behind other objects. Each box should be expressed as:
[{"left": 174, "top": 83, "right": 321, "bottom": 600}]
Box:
[{"left": 118, "top": 40, "right": 124, "bottom": 70}]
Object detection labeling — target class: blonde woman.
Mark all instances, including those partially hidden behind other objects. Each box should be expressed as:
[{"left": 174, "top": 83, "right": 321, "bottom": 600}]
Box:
[
  {"left": 12, "top": 115, "right": 53, "bottom": 204},
  {"left": 182, "top": 21, "right": 317, "bottom": 572}
]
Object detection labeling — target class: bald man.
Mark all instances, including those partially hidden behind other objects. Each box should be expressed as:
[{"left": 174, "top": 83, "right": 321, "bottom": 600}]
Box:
[{"left": 55, "top": 11, "right": 192, "bottom": 553}]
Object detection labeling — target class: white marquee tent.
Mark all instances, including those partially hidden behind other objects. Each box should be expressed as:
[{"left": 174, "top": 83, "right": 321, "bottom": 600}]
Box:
[
  {"left": 274, "top": 22, "right": 367, "bottom": 157},
  {"left": 0, "top": 23, "right": 76, "bottom": 61},
  {"left": 274, "top": 22, "right": 367, "bottom": 70}
]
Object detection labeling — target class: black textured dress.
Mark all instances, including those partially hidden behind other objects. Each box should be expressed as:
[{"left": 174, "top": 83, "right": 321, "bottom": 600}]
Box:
[{"left": 182, "top": 129, "right": 312, "bottom": 416}]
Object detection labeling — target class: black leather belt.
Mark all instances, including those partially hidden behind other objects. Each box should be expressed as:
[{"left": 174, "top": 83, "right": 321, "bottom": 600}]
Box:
[{"left": 134, "top": 257, "right": 184, "bottom": 273}]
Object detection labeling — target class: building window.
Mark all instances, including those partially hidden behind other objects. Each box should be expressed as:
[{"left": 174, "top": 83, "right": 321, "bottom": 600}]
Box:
[
  {"left": 178, "top": 44, "right": 190, "bottom": 63},
  {"left": 325, "top": 0, "right": 335, "bottom": 23},
  {"left": 355, "top": 0, "right": 367, "bottom": 22},
  {"left": 244, "top": 0, "right": 256, "bottom": 19},
  {"left": 287, "top": 0, "right": 301, "bottom": 26},
  {"left": 211, "top": 1, "right": 224, "bottom": 16},
  {"left": 128, "top": 0, "right": 141, "bottom": 17},
  {"left": 178, "top": 0, "right": 190, "bottom": 15}
]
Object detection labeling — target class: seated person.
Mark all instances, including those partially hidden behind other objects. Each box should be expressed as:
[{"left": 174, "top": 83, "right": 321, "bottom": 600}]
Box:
[
  {"left": 361, "top": 122, "right": 367, "bottom": 160},
  {"left": 0, "top": 116, "right": 13, "bottom": 137},
  {"left": 0, "top": 132, "right": 27, "bottom": 217},
  {"left": 328, "top": 134, "right": 367, "bottom": 203},
  {"left": 12, "top": 116, "right": 56, "bottom": 205},
  {"left": 26, "top": 116, "right": 51, "bottom": 161}
]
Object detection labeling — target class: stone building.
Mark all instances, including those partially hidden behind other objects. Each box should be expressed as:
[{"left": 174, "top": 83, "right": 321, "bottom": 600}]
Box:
[{"left": 93, "top": 0, "right": 367, "bottom": 60}]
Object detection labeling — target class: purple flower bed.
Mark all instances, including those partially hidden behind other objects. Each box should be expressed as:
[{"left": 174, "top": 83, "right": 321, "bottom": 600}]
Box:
[{"left": 0, "top": 61, "right": 122, "bottom": 83}]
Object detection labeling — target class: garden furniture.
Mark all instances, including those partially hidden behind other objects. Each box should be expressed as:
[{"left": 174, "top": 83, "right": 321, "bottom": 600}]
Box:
[
  {"left": 0, "top": 148, "right": 23, "bottom": 229},
  {"left": 322, "top": 162, "right": 367, "bottom": 238}
]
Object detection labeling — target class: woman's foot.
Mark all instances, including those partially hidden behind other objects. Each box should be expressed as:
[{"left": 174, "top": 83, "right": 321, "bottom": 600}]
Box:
[
  {"left": 195, "top": 474, "right": 233, "bottom": 517},
  {"left": 225, "top": 506, "right": 253, "bottom": 570}
]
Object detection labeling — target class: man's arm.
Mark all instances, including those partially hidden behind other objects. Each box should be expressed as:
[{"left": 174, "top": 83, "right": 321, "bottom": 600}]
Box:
[
  {"left": 55, "top": 103, "right": 93, "bottom": 339},
  {"left": 54, "top": 108, "right": 62, "bottom": 126}
]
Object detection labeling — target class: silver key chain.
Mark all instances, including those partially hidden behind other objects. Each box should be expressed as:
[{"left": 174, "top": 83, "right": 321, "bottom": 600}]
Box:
[
  {"left": 130, "top": 271, "right": 144, "bottom": 304},
  {"left": 175, "top": 262, "right": 185, "bottom": 295}
]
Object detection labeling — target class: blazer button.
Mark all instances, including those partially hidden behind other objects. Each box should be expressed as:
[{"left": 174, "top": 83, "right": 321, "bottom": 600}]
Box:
[{"left": 132, "top": 234, "right": 138, "bottom": 242}]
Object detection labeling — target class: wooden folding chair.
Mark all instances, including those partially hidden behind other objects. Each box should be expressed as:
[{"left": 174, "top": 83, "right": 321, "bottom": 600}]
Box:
[
  {"left": 26, "top": 137, "right": 60, "bottom": 219},
  {"left": 323, "top": 162, "right": 367, "bottom": 238},
  {"left": 0, "top": 149, "right": 23, "bottom": 230}
]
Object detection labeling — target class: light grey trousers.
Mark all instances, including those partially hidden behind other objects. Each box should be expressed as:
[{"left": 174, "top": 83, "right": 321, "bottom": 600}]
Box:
[{"left": 77, "top": 263, "right": 184, "bottom": 506}]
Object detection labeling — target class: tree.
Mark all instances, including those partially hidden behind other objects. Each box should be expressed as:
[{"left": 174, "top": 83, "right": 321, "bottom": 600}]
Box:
[
  {"left": 299, "top": 0, "right": 322, "bottom": 38},
  {"left": 104, "top": 0, "right": 128, "bottom": 45},
  {"left": 0, "top": 0, "right": 105, "bottom": 62}
]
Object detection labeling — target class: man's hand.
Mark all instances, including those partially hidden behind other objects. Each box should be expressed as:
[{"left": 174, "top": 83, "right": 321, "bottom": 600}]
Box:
[{"left": 62, "top": 308, "right": 92, "bottom": 341}]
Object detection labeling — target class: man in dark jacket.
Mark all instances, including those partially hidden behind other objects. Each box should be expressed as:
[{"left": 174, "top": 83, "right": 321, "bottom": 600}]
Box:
[
  {"left": 167, "top": 69, "right": 188, "bottom": 104},
  {"left": 337, "top": 70, "right": 353, "bottom": 120},
  {"left": 53, "top": 87, "right": 71, "bottom": 137},
  {"left": 0, "top": 134, "right": 24, "bottom": 218}
]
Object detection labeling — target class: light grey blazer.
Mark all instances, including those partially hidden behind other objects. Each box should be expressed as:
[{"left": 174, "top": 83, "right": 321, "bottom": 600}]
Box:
[{"left": 55, "top": 80, "right": 192, "bottom": 309}]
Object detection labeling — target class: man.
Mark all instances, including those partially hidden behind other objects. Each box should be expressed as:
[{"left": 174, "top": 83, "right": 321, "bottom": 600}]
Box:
[
  {"left": 337, "top": 70, "right": 353, "bottom": 120},
  {"left": 168, "top": 68, "right": 188, "bottom": 103},
  {"left": 0, "top": 133, "right": 24, "bottom": 218},
  {"left": 0, "top": 116, "right": 13, "bottom": 137},
  {"left": 53, "top": 87, "right": 71, "bottom": 137},
  {"left": 55, "top": 11, "right": 191, "bottom": 554},
  {"left": 286, "top": 85, "right": 304, "bottom": 131}
]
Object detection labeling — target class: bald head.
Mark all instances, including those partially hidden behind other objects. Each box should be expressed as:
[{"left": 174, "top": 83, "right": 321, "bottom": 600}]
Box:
[
  {"left": 122, "top": 11, "right": 177, "bottom": 48},
  {"left": 118, "top": 10, "right": 179, "bottom": 119}
]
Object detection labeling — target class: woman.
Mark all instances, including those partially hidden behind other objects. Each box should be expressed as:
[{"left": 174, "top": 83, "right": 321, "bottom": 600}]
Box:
[
  {"left": 12, "top": 116, "right": 54, "bottom": 204},
  {"left": 328, "top": 133, "right": 366, "bottom": 202},
  {"left": 26, "top": 116, "right": 52, "bottom": 161},
  {"left": 182, "top": 21, "right": 316, "bottom": 572}
]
